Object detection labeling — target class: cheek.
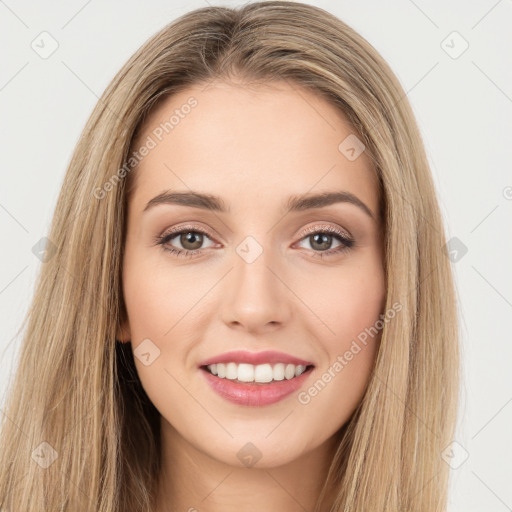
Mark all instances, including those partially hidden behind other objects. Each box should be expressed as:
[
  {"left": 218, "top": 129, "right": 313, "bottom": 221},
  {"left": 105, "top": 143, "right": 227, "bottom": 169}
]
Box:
[
  {"left": 121, "top": 256, "right": 199, "bottom": 415},
  {"left": 330, "top": 279, "right": 385, "bottom": 353},
  {"left": 122, "top": 253, "right": 201, "bottom": 342},
  {"left": 121, "top": 252, "right": 216, "bottom": 393},
  {"left": 295, "top": 255, "right": 385, "bottom": 408},
  {"left": 298, "top": 253, "right": 386, "bottom": 353}
]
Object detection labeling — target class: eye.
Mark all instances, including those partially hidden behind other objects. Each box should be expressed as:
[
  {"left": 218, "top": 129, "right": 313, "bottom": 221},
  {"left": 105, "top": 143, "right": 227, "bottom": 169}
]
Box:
[
  {"left": 294, "top": 225, "right": 355, "bottom": 259},
  {"left": 154, "top": 225, "right": 217, "bottom": 258},
  {"left": 154, "top": 224, "right": 355, "bottom": 260}
]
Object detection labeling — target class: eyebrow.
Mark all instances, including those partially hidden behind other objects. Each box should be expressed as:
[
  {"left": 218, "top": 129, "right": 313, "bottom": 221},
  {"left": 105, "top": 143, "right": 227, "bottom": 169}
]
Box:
[{"left": 143, "top": 190, "right": 375, "bottom": 220}]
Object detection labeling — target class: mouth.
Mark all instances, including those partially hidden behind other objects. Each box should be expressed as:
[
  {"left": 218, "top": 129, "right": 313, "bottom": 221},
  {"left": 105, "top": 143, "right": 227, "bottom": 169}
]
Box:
[
  {"left": 200, "top": 362, "right": 315, "bottom": 385},
  {"left": 197, "top": 350, "right": 316, "bottom": 406}
]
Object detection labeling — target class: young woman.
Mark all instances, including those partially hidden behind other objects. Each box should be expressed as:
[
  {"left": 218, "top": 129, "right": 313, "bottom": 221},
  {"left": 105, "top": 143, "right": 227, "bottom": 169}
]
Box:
[{"left": 0, "top": 2, "right": 460, "bottom": 511}]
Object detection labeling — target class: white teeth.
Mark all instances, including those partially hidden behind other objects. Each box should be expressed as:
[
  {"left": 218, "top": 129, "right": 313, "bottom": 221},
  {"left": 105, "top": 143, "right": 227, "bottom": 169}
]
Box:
[
  {"left": 273, "top": 363, "right": 285, "bottom": 381},
  {"left": 284, "top": 363, "right": 296, "bottom": 379},
  {"left": 206, "top": 362, "right": 309, "bottom": 382},
  {"left": 237, "top": 363, "right": 254, "bottom": 382},
  {"left": 226, "top": 362, "right": 238, "bottom": 380},
  {"left": 254, "top": 363, "right": 273, "bottom": 383}
]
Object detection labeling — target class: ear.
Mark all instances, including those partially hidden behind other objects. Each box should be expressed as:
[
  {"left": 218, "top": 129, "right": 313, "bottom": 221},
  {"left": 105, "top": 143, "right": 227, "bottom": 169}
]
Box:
[{"left": 116, "top": 317, "right": 131, "bottom": 343}]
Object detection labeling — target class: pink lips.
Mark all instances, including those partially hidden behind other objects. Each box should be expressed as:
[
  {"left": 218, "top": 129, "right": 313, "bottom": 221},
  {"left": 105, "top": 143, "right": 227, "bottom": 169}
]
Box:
[
  {"left": 198, "top": 349, "right": 314, "bottom": 367},
  {"left": 198, "top": 350, "right": 315, "bottom": 407}
]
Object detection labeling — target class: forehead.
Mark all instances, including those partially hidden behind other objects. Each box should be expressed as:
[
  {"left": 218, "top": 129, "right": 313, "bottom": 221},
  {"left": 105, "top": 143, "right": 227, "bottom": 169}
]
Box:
[{"left": 128, "top": 80, "right": 380, "bottom": 218}]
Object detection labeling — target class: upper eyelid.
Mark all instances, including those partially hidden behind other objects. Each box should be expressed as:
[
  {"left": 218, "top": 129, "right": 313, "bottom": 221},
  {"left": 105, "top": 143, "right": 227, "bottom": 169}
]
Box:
[{"left": 160, "top": 223, "right": 217, "bottom": 241}]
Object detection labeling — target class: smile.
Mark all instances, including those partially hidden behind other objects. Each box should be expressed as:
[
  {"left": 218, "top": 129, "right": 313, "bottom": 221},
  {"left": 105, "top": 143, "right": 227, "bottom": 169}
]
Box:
[{"left": 199, "top": 363, "right": 315, "bottom": 406}]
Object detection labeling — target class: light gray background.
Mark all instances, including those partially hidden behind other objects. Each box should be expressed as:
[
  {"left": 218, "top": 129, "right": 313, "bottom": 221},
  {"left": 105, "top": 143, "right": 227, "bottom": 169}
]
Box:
[{"left": 1, "top": 1, "right": 511, "bottom": 510}]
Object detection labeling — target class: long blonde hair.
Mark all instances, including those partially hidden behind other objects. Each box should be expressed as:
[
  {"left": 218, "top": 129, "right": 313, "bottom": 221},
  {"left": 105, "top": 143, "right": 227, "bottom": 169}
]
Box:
[{"left": 0, "top": 2, "right": 460, "bottom": 510}]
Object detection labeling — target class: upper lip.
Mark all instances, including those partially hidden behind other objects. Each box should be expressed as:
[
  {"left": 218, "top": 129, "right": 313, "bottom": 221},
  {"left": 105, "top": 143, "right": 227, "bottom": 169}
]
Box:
[{"left": 198, "top": 350, "right": 314, "bottom": 368}]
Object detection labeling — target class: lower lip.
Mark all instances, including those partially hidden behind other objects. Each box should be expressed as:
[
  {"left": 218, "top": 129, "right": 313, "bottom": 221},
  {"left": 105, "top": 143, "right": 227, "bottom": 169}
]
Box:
[{"left": 199, "top": 366, "right": 314, "bottom": 406}]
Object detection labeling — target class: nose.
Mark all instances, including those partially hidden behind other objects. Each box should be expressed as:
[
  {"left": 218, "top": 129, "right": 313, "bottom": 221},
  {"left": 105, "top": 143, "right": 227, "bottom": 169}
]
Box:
[{"left": 220, "top": 241, "right": 291, "bottom": 334}]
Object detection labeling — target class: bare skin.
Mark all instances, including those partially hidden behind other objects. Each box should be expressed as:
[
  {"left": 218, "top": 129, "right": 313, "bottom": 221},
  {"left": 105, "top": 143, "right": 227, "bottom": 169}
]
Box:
[{"left": 117, "top": 79, "right": 386, "bottom": 512}]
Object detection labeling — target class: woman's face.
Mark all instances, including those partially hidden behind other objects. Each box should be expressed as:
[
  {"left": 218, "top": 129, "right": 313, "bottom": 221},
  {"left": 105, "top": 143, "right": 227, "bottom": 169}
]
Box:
[{"left": 118, "top": 79, "right": 386, "bottom": 468}]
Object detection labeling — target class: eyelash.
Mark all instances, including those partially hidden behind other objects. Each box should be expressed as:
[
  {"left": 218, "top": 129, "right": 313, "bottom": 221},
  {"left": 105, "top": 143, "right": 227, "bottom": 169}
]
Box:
[{"left": 153, "top": 224, "right": 355, "bottom": 260}]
